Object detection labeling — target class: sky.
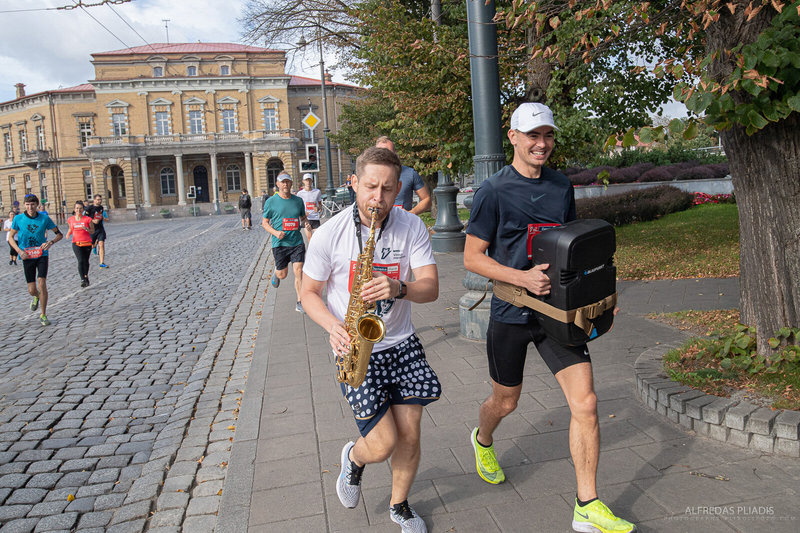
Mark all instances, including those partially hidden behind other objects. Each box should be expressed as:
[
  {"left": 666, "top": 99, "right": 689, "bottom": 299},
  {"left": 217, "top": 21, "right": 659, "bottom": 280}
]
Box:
[
  {"left": 0, "top": 0, "right": 687, "bottom": 117},
  {"left": 0, "top": 0, "right": 342, "bottom": 103}
]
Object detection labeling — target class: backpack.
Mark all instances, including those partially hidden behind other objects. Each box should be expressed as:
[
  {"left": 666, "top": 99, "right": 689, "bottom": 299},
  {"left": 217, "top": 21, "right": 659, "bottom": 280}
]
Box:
[{"left": 239, "top": 194, "right": 251, "bottom": 209}]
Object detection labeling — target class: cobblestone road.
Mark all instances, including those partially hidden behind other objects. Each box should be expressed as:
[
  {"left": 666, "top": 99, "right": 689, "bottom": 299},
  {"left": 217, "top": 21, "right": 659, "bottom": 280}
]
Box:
[{"left": 0, "top": 216, "right": 272, "bottom": 532}]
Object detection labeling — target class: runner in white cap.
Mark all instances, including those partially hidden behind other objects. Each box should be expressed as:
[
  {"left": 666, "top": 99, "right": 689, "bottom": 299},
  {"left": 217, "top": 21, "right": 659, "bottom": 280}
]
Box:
[{"left": 296, "top": 173, "right": 323, "bottom": 240}]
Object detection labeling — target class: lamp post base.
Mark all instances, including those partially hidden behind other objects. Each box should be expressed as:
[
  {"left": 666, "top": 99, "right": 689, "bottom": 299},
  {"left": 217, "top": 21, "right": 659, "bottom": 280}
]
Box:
[{"left": 459, "top": 271, "right": 492, "bottom": 340}]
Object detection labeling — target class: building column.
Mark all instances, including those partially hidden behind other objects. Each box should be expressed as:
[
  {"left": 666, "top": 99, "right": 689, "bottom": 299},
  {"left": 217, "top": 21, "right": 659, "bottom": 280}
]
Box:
[
  {"left": 176, "top": 154, "right": 186, "bottom": 206},
  {"left": 244, "top": 152, "right": 254, "bottom": 195},
  {"left": 210, "top": 152, "right": 220, "bottom": 214},
  {"left": 139, "top": 156, "right": 151, "bottom": 207}
]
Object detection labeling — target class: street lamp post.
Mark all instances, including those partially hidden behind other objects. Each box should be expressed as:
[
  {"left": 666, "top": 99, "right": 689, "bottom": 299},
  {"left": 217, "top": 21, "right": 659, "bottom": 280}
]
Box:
[
  {"left": 318, "top": 39, "right": 335, "bottom": 198},
  {"left": 298, "top": 31, "right": 336, "bottom": 198},
  {"left": 459, "top": 0, "right": 505, "bottom": 340}
]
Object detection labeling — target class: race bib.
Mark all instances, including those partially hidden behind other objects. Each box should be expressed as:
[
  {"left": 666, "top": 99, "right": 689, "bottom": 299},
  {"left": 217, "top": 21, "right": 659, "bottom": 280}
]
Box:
[
  {"left": 348, "top": 261, "right": 400, "bottom": 292},
  {"left": 24, "top": 246, "right": 43, "bottom": 259},
  {"left": 305, "top": 202, "right": 318, "bottom": 213},
  {"left": 93, "top": 213, "right": 103, "bottom": 221},
  {"left": 282, "top": 218, "right": 299, "bottom": 231},
  {"left": 527, "top": 223, "right": 560, "bottom": 260}
]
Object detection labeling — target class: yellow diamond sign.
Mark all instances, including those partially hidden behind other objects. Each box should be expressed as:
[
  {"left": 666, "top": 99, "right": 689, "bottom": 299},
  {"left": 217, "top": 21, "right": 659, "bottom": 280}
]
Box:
[{"left": 302, "top": 111, "right": 320, "bottom": 130}]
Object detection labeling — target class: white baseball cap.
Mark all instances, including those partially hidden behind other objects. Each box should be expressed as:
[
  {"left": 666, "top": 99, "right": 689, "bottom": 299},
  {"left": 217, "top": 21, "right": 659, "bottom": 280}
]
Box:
[
  {"left": 302, "top": 173, "right": 314, "bottom": 181},
  {"left": 276, "top": 173, "right": 292, "bottom": 182},
  {"left": 510, "top": 102, "right": 558, "bottom": 132}
]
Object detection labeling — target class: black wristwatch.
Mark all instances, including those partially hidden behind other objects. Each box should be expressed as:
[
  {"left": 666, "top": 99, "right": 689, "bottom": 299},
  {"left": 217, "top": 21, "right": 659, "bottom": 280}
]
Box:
[{"left": 396, "top": 280, "right": 407, "bottom": 299}]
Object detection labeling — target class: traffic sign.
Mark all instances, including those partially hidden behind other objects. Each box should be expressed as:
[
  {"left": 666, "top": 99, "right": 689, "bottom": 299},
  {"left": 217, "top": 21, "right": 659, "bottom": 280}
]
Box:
[{"left": 302, "top": 111, "right": 320, "bottom": 130}]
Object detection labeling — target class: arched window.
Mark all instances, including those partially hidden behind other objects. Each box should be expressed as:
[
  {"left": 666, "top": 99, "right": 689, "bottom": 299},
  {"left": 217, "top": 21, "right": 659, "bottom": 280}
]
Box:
[
  {"left": 160, "top": 167, "right": 176, "bottom": 195},
  {"left": 226, "top": 164, "right": 241, "bottom": 191}
]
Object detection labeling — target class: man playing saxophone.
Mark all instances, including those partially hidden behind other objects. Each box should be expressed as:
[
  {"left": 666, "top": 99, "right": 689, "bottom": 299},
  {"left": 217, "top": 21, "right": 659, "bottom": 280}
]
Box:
[{"left": 301, "top": 147, "right": 440, "bottom": 533}]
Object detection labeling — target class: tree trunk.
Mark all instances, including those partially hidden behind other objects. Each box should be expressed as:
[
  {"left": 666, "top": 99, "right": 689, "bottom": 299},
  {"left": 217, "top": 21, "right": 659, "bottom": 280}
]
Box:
[
  {"left": 722, "top": 113, "right": 800, "bottom": 355},
  {"left": 707, "top": 3, "right": 800, "bottom": 355}
]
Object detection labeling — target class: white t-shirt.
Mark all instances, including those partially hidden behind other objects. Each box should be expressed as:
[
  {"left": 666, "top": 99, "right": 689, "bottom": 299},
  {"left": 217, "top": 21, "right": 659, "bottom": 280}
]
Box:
[
  {"left": 3, "top": 219, "right": 15, "bottom": 242},
  {"left": 303, "top": 206, "right": 436, "bottom": 351},
  {"left": 296, "top": 188, "right": 323, "bottom": 221}
]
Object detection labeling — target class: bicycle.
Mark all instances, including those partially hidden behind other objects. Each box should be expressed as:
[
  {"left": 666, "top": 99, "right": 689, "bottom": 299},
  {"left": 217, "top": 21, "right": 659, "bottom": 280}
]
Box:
[{"left": 320, "top": 195, "right": 346, "bottom": 218}]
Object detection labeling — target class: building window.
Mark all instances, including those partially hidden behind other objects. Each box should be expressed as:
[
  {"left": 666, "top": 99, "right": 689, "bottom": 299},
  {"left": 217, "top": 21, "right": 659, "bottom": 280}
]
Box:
[
  {"left": 155, "top": 112, "right": 170, "bottom": 135},
  {"left": 220, "top": 65, "right": 230, "bottom": 76},
  {"left": 36, "top": 125, "right": 45, "bottom": 150},
  {"left": 153, "top": 66, "right": 164, "bottom": 77},
  {"left": 263, "top": 108, "right": 276, "bottom": 131},
  {"left": 189, "top": 110, "right": 203, "bottom": 134},
  {"left": 112, "top": 113, "right": 127, "bottom": 136},
  {"left": 9, "top": 176, "right": 16, "bottom": 204},
  {"left": 226, "top": 164, "right": 241, "bottom": 191},
  {"left": 3, "top": 133, "right": 11, "bottom": 159},
  {"left": 79, "top": 122, "right": 93, "bottom": 148},
  {"left": 187, "top": 65, "right": 197, "bottom": 76},
  {"left": 39, "top": 172, "right": 47, "bottom": 201},
  {"left": 221, "top": 109, "right": 237, "bottom": 133},
  {"left": 24, "top": 174, "right": 32, "bottom": 194},
  {"left": 266, "top": 160, "right": 283, "bottom": 191},
  {"left": 160, "top": 167, "right": 176, "bottom": 195},
  {"left": 84, "top": 169, "right": 93, "bottom": 199},
  {"left": 19, "top": 129, "right": 28, "bottom": 152}
]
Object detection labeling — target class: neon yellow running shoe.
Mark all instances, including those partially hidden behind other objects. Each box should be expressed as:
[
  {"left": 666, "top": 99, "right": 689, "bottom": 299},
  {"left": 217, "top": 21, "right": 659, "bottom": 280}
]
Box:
[
  {"left": 470, "top": 427, "right": 505, "bottom": 484},
  {"left": 572, "top": 499, "right": 636, "bottom": 533}
]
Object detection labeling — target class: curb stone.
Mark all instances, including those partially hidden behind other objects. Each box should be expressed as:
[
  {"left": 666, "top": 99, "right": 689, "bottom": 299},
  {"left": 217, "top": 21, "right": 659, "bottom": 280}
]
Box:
[{"left": 634, "top": 344, "right": 800, "bottom": 457}]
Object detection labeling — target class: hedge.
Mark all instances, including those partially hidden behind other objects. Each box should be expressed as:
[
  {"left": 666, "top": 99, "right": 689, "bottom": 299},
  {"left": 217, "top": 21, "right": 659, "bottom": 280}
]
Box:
[{"left": 576, "top": 185, "right": 694, "bottom": 226}]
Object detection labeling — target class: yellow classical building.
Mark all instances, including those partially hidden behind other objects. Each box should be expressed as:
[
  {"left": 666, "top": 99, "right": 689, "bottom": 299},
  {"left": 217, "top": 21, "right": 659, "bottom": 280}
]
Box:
[{"left": 0, "top": 43, "right": 359, "bottom": 221}]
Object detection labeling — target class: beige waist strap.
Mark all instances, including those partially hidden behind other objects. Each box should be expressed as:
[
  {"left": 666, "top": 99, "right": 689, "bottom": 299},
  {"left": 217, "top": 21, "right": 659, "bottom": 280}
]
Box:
[{"left": 493, "top": 280, "right": 617, "bottom": 336}]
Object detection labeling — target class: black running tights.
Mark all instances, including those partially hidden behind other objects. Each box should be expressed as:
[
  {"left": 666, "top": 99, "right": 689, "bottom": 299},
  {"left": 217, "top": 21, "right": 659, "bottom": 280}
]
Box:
[{"left": 72, "top": 243, "right": 91, "bottom": 280}]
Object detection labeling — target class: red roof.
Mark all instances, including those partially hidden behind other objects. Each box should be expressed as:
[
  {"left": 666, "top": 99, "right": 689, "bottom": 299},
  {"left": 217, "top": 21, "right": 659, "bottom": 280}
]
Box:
[
  {"left": 52, "top": 83, "right": 95, "bottom": 93},
  {"left": 289, "top": 75, "right": 360, "bottom": 89},
  {"left": 93, "top": 43, "right": 281, "bottom": 56}
]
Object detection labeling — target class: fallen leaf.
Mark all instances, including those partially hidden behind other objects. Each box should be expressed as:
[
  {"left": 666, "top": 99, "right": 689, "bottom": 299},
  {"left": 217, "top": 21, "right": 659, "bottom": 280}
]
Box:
[{"left": 67, "top": 494, "right": 75, "bottom": 502}]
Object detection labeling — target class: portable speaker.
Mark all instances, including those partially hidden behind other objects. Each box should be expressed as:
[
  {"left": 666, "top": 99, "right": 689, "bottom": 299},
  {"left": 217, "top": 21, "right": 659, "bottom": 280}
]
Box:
[{"left": 531, "top": 219, "right": 617, "bottom": 346}]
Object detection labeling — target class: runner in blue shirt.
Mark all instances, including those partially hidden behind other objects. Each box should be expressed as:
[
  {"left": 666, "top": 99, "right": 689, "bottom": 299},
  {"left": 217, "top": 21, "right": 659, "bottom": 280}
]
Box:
[
  {"left": 262, "top": 173, "right": 310, "bottom": 313},
  {"left": 9, "top": 194, "right": 63, "bottom": 326}
]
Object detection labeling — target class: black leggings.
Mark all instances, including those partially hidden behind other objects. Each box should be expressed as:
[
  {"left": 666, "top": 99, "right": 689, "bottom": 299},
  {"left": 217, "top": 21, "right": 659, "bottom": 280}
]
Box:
[{"left": 72, "top": 243, "right": 91, "bottom": 280}]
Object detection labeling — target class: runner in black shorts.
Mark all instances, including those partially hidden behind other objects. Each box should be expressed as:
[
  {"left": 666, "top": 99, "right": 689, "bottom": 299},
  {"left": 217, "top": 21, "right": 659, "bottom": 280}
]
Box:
[
  {"left": 463, "top": 103, "right": 632, "bottom": 533},
  {"left": 9, "top": 194, "right": 63, "bottom": 326},
  {"left": 272, "top": 243, "right": 305, "bottom": 270},
  {"left": 86, "top": 194, "right": 109, "bottom": 268},
  {"left": 486, "top": 318, "right": 590, "bottom": 386}
]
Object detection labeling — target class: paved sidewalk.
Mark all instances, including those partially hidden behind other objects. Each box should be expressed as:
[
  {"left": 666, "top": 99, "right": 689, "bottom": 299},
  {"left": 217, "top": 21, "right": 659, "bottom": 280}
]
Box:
[{"left": 223, "top": 253, "right": 799, "bottom": 533}]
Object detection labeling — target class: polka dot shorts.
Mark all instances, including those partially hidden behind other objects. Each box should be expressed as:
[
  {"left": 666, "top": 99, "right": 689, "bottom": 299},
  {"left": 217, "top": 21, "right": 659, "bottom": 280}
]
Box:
[{"left": 340, "top": 334, "right": 441, "bottom": 436}]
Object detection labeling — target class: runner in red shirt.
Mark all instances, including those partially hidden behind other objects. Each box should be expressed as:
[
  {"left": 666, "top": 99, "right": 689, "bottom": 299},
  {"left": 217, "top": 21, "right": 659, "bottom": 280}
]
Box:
[{"left": 66, "top": 200, "right": 96, "bottom": 288}]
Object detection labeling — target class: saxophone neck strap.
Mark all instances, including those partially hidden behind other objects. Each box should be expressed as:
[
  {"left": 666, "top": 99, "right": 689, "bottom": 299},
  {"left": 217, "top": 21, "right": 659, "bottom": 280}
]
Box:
[
  {"left": 353, "top": 202, "right": 390, "bottom": 254},
  {"left": 492, "top": 280, "right": 617, "bottom": 336}
]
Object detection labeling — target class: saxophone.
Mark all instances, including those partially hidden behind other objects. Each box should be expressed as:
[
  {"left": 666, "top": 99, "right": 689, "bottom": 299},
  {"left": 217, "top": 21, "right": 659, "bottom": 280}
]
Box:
[{"left": 337, "top": 207, "right": 386, "bottom": 388}]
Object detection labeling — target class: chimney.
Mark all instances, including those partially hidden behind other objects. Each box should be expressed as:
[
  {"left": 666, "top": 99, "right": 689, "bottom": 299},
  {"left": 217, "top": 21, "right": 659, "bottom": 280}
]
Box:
[
  {"left": 324, "top": 71, "right": 333, "bottom": 84},
  {"left": 15, "top": 83, "right": 25, "bottom": 98}
]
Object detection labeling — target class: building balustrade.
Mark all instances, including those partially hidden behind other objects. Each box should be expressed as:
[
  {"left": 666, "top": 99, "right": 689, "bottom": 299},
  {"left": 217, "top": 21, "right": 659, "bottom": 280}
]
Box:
[
  {"left": 89, "top": 129, "right": 300, "bottom": 149},
  {"left": 19, "top": 149, "right": 54, "bottom": 168}
]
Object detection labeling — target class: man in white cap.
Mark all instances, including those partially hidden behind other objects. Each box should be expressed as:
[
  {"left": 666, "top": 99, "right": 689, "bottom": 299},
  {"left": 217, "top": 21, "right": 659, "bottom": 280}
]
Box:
[
  {"left": 262, "top": 172, "right": 311, "bottom": 314},
  {"left": 463, "top": 103, "right": 634, "bottom": 533},
  {"left": 296, "top": 173, "right": 322, "bottom": 240}
]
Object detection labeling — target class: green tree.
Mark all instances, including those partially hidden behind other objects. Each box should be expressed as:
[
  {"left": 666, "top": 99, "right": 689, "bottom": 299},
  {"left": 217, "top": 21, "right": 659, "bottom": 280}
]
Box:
[{"left": 504, "top": 0, "right": 800, "bottom": 355}]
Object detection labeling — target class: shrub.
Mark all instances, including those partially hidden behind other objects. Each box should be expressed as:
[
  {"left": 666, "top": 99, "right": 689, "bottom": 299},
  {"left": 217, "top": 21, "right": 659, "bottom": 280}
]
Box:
[
  {"left": 576, "top": 185, "right": 694, "bottom": 226},
  {"left": 639, "top": 161, "right": 699, "bottom": 182},
  {"left": 569, "top": 165, "right": 616, "bottom": 186}
]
